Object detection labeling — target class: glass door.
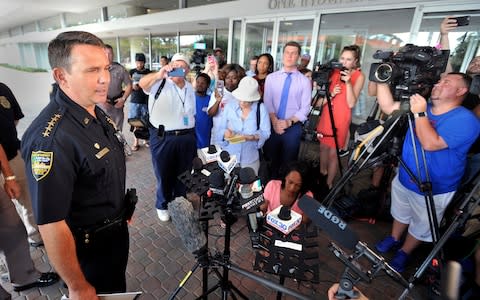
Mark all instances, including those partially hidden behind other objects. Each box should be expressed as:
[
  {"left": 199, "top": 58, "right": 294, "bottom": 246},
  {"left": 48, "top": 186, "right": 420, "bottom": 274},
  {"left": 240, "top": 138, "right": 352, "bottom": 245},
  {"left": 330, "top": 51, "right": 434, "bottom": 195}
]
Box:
[
  {"left": 243, "top": 21, "right": 274, "bottom": 70},
  {"left": 276, "top": 18, "right": 315, "bottom": 70}
]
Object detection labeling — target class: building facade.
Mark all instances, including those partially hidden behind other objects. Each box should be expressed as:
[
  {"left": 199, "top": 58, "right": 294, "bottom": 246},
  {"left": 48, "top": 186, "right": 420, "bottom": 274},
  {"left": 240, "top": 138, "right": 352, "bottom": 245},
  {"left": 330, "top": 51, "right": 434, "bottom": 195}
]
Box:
[{"left": 0, "top": 0, "right": 478, "bottom": 119}]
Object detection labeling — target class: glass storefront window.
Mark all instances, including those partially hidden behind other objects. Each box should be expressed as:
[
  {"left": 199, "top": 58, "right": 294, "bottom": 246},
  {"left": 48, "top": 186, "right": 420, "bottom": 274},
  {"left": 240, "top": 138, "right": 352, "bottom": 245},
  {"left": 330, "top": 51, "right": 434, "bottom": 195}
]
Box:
[
  {"left": 276, "top": 19, "right": 314, "bottom": 70},
  {"left": 107, "top": 5, "right": 148, "bottom": 21},
  {"left": 418, "top": 10, "right": 480, "bottom": 73},
  {"left": 65, "top": 8, "right": 101, "bottom": 27},
  {"left": 216, "top": 28, "right": 229, "bottom": 56},
  {"left": 244, "top": 22, "right": 274, "bottom": 69},
  {"left": 151, "top": 35, "right": 178, "bottom": 71},
  {"left": 231, "top": 20, "right": 242, "bottom": 64},
  {"left": 186, "top": 0, "right": 235, "bottom": 8},
  {"left": 316, "top": 8, "right": 415, "bottom": 120},
  {"left": 39, "top": 15, "right": 61, "bottom": 32}
]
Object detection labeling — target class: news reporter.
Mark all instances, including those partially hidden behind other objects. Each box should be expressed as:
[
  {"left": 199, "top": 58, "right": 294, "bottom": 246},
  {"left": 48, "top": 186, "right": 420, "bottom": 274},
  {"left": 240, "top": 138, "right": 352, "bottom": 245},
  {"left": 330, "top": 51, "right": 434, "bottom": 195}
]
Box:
[
  {"left": 316, "top": 45, "right": 365, "bottom": 189},
  {"left": 214, "top": 77, "right": 270, "bottom": 174},
  {"left": 260, "top": 161, "right": 312, "bottom": 222}
]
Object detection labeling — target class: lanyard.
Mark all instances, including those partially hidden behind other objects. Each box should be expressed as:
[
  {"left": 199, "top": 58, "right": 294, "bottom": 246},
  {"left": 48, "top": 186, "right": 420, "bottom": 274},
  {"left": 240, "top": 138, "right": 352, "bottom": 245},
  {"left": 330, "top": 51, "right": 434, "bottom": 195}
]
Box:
[{"left": 173, "top": 84, "right": 188, "bottom": 111}]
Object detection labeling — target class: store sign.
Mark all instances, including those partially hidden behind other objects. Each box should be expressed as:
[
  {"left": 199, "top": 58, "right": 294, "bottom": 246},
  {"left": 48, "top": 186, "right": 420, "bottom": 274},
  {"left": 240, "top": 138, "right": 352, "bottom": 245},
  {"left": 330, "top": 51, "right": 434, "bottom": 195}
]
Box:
[{"left": 268, "top": 0, "right": 365, "bottom": 10}]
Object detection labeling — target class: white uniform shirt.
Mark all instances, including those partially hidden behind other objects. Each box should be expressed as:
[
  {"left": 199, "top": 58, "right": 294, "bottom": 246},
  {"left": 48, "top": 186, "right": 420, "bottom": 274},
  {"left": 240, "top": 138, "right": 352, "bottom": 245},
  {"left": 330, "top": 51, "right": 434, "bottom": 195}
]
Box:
[{"left": 147, "top": 78, "right": 196, "bottom": 131}]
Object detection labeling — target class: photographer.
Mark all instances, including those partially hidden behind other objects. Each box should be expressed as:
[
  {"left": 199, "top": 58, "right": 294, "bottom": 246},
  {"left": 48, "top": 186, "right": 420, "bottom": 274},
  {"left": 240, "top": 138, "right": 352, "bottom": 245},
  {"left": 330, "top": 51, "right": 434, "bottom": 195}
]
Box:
[
  {"left": 316, "top": 45, "right": 365, "bottom": 189},
  {"left": 374, "top": 72, "right": 480, "bottom": 273}
]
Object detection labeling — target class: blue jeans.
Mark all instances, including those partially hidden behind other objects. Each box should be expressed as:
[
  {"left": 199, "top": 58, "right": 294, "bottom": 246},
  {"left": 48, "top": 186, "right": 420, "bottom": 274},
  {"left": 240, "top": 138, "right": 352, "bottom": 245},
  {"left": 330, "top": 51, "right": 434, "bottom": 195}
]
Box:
[{"left": 149, "top": 128, "right": 197, "bottom": 210}]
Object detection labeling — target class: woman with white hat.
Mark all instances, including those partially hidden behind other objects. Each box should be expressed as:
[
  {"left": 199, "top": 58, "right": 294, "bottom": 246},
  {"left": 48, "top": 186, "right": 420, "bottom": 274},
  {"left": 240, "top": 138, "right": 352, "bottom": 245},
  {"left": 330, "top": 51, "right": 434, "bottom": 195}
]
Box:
[{"left": 214, "top": 77, "right": 271, "bottom": 174}]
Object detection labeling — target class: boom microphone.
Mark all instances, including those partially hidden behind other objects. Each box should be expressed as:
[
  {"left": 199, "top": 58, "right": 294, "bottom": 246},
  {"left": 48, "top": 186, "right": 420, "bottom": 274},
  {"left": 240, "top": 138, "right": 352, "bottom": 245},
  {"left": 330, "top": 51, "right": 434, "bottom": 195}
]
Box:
[
  {"left": 298, "top": 195, "right": 359, "bottom": 250},
  {"left": 168, "top": 197, "right": 207, "bottom": 255}
]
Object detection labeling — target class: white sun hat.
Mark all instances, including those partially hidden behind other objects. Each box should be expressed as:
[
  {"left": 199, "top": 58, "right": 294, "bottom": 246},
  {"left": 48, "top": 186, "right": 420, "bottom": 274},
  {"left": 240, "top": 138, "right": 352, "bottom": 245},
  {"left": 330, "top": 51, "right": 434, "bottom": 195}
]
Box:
[{"left": 232, "top": 77, "right": 260, "bottom": 102}]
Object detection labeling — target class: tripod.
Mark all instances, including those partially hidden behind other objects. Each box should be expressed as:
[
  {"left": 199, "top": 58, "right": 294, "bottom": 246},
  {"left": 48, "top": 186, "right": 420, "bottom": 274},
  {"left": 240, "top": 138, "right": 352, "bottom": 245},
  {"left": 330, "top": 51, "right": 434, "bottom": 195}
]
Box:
[
  {"left": 314, "top": 79, "right": 344, "bottom": 178},
  {"left": 169, "top": 193, "right": 312, "bottom": 300},
  {"left": 399, "top": 174, "right": 480, "bottom": 299},
  {"left": 324, "top": 110, "right": 441, "bottom": 246}
]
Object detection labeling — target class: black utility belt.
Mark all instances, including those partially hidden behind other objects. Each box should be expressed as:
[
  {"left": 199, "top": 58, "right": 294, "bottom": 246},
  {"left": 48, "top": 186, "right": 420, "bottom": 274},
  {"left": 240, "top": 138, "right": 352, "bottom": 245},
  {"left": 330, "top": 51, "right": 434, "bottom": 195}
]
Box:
[
  {"left": 165, "top": 128, "right": 195, "bottom": 136},
  {"left": 73, "top": 214, "right": 125, "bottom": 245}
]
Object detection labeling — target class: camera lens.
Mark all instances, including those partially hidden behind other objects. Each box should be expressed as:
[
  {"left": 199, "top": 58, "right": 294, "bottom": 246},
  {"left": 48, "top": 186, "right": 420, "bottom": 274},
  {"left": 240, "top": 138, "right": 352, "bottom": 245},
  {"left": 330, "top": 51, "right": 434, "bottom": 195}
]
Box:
[{"left": 375, "top": 63, "right": 393, "bottom": 82}]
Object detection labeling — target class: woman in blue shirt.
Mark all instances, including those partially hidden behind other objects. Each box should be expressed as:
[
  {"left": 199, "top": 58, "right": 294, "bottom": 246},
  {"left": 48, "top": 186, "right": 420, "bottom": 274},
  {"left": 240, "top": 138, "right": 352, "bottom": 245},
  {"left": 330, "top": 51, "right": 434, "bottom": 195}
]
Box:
[{"left": 215, "top": 77, "right": 271, "bottom": 174}]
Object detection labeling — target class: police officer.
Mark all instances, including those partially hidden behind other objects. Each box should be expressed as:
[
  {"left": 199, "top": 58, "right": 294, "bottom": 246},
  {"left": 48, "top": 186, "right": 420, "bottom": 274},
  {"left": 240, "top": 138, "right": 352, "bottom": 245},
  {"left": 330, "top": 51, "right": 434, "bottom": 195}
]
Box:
[
  {"left": 0, "top": 144, "right": 58, "bottom": 296},
  {"left": 0, "top": 82, "right": 43, "bottom": 247},
  {"left": 21, "top": 31, "right": 128, "bottom": 299},
  {"left": 97, "top": 44, "right": 132, "bottom": 131},
  {"left": 139, "top": 53, "right": 197, "bottom": 222}
]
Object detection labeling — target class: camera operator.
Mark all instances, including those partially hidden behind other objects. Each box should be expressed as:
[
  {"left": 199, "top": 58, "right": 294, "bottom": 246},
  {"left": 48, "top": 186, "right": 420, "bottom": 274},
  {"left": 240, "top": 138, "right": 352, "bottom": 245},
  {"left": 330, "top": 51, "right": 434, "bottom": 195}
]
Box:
[
  {"left": 316, "top": 45, "right": 365, "bottom": 189},
  {"left": 374, "top": 72, "right": 480, "bottom": 273}
]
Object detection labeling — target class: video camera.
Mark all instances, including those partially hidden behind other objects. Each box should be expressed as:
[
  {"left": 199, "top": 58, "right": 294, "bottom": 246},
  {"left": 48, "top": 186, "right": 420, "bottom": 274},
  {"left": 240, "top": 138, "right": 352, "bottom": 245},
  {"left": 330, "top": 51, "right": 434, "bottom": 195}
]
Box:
[
  {"left": 312, "top": 60, "right": 346, "bottom": 87},
  {"left": 191, "top": 49, "right": 207, "bottom": 74},
  {"left": 369, "top": 44, "right": 450, "bottom": 101}
]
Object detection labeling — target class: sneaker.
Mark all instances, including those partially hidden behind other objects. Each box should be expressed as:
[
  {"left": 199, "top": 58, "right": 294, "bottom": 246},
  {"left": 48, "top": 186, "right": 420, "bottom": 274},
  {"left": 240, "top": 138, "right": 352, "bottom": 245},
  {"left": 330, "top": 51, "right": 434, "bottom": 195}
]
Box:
[
  {"left": 339, "top": 150, "right": 350, "bottom": 157},
  {"left": 157, "top": 209, "right": 170, "bottom": 222},
  {"left": 375, "top": 236, "right": 401, "bottom": 253},
  {"left": 390, "top": 249, "right": 409, "bottom": 273}
]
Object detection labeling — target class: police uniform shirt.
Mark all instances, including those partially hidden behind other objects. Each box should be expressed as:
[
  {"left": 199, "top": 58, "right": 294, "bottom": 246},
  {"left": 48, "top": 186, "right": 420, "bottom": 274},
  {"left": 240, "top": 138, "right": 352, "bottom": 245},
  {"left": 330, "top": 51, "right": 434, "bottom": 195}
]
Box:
[
  {"left": 0, "top": 82, "right": 24, "bottom": 160},
  {"left": 21, "top": 88, "right": 126, "bottom": 227},
  {"left": 108, "top": 62, "right": 131, "bottom": 99},
  {"left": 147, "top": 78, "right": 196, "bottom": 131}
]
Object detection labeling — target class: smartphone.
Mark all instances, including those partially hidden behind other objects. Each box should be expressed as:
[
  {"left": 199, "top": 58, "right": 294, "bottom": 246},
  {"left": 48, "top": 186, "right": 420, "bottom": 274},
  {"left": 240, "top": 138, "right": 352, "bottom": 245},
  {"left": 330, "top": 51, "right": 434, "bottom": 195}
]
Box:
[
  {"left": 452, "top": 16, "right": 470, "bottom": 26},
  {"left": 207, "top": 55, "right": 216, "bottom": 65},
  {"left": 216, "top": 80, "right": 225, "bottom": 97},
  {"left": 168, "top": 68, "right": 185, "bottom": 77}
]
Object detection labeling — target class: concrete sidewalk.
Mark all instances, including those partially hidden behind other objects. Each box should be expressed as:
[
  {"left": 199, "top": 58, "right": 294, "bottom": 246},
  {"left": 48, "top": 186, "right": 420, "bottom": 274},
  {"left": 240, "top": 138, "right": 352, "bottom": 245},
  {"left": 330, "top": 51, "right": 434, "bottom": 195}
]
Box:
[{"left": 1, "top": 66, "right": 426, "bottom": 299}]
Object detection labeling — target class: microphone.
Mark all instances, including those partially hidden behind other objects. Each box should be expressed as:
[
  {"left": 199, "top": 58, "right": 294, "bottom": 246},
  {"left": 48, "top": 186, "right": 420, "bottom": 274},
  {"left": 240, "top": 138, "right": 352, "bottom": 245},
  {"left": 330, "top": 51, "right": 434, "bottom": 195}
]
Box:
[
  {"left": 167, "top": 197, "right": 208, "bottom": 263},
  {"left": 199, "top": 144, "right": 221, "bottom": 163},
  {"left": 191, "top": 157, "right": 204, "bottom": 175},
  {"left": 239, "top": 167, "right": 257, "bottom": 184},
  {"left": 217, "top": 150, "right": 237, "bottom": 174},
  {"left": 298, "top": 195, "right": 358, "bottom": 250},
  {"left": 266, "top": 205, "right": 302, "bottom": 235},
  {"left": 208, "top": 170, "right": 226, "bottom": 196}
]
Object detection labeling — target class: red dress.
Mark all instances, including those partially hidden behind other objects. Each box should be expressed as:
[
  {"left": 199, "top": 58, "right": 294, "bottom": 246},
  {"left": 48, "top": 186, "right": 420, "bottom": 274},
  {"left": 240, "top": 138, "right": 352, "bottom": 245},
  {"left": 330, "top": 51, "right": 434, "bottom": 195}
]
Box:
[{"left": 316, "top": 69, "right": 361, "bottom": 149}]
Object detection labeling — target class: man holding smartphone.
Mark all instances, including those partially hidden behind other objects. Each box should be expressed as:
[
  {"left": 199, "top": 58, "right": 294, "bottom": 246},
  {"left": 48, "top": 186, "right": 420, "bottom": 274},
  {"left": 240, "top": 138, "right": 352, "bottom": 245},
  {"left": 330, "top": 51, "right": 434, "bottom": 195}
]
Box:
[{"left": 139, "top": 53, "right": 196, "bottom": 222}]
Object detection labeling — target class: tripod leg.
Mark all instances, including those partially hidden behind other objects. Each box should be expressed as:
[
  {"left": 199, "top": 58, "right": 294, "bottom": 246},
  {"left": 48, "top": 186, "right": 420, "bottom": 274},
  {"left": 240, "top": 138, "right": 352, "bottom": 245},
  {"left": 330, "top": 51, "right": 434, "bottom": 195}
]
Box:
[
  {"left": 169, "top": 261, "right": 201, "bottom": 300},
  {"left": 276, "top": 275, "right": 285, "bottom": 300}
]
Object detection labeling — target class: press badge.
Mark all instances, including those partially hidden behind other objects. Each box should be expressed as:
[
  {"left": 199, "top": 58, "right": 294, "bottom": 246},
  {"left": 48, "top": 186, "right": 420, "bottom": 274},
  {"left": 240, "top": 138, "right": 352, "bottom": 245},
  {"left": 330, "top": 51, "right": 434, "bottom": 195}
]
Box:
[{"left": 183, "top": 114, "right": 189, "bottom": 126}]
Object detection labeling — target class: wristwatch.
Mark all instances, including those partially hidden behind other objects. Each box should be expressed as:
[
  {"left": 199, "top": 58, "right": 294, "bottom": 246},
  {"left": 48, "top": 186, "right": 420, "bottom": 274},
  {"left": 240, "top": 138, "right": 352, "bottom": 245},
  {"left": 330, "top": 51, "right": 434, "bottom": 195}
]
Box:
[{"left": 414, "top": 112, "right": 427, "bottom": 119}]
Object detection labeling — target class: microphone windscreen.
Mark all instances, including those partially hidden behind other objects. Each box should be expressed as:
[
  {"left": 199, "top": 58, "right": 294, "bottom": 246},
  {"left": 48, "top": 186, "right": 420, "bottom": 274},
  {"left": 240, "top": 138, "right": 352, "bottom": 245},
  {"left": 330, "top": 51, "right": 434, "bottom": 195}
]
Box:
[
  {"left": 168, "top": 197, "right": 207, "bottom": 253},
  {"left": 278, "top": 206, "right": 292, "bottom": 221},
  {"left": 192, "top": 157, "right": 203, "bottom": 171},
  {"left": 441, "top": 261, "right": 462, "bottom": 300},
  {"left": 219, "top": 150, "right": 230, "bottom": 162},
  {"left": 298, "top": 195, "right": 359, "bottom": 250},
  {"left": 239, "top": 167, "right": 257, "bottom": 184},
  {"left": 209, "top": 170, "right": 225, "bottom": 189},
  {"left": 207, "top": 145, "right": 217, "bottom": 154}
]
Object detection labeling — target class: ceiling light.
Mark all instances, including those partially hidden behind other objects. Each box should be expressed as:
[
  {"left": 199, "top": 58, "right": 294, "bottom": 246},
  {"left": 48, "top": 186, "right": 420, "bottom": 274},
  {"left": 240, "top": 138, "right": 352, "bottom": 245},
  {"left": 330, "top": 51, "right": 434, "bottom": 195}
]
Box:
[{"left": 198, "top": 22, "right": 208, "bottom": 26}]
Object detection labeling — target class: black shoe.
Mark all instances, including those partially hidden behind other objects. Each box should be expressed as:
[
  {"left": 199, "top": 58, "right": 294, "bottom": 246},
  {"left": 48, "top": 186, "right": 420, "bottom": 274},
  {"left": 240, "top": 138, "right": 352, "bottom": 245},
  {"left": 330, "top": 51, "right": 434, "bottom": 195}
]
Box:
[
  {"left": 29, "top": 241, "right": 44, "bottom": 248},
  {"left": 339, "top": 150, "right": 350, "bottom": 157},
  {"left": 12, "top": 272, "right": 59, "bottom": 292}
]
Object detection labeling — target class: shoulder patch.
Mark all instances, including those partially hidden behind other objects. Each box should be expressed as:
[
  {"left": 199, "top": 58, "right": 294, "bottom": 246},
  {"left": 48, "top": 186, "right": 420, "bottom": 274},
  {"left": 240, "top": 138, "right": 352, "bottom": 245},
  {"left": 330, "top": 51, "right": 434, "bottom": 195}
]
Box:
[
  {"left": 0, "top": 96, "right": 11, "bottom": 109},
  {"left": 31, "top": 151, "right": 53, "bottom": 181},
  {"left": 42, "top": 113, "right": 62, "bottom": 137}
]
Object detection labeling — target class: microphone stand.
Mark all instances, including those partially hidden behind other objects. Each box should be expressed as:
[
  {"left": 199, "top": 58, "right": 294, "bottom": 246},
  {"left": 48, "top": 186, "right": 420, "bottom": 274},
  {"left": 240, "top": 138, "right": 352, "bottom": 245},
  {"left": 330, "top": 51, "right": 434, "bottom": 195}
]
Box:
[{"left": 171, "top": 173, "right": 314, "bottom": 299}]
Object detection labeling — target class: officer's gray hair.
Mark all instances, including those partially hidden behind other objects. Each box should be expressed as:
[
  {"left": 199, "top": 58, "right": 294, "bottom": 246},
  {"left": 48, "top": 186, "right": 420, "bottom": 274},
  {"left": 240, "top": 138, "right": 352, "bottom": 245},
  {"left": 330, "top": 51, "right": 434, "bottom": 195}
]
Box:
[{"left": 48, "top": 31, "right": 105, "bottom": 71}]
